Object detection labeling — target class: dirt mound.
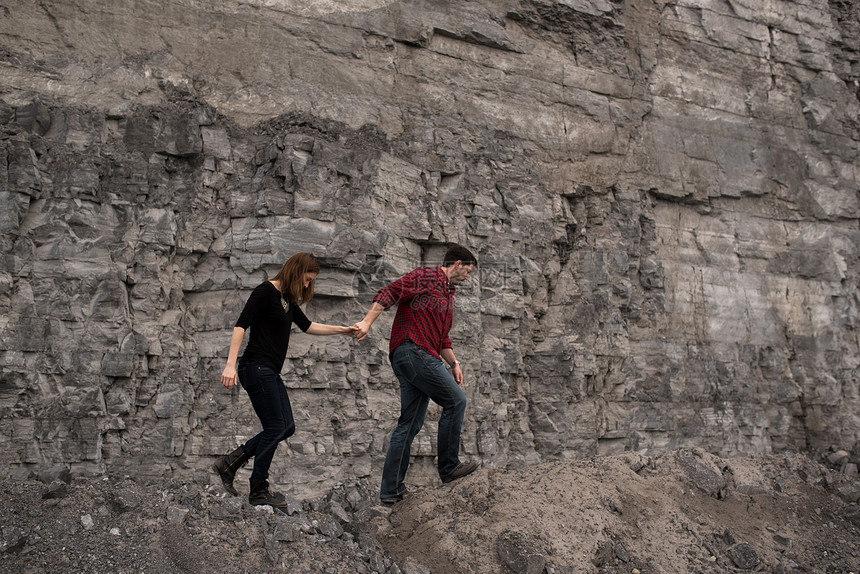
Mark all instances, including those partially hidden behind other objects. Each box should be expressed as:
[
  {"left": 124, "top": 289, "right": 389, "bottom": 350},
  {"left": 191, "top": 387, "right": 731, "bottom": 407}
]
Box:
[
  {"left": 380, "top": 449, "right": 860, "bottom": 573},
  {"left": 1, "top": 449, "right": 859, "bottom": 573}
]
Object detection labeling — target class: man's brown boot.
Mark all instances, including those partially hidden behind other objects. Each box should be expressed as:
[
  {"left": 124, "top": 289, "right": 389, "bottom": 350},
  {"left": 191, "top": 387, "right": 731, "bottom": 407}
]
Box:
[{"left": 441, "top": 461, "right": 480, "bottom": 484}]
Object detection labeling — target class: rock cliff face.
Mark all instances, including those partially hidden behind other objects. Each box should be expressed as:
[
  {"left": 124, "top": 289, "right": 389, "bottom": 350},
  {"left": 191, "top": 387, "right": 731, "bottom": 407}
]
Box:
[{"left": 1, "top": 0, "right": 858, "bottom": 498}]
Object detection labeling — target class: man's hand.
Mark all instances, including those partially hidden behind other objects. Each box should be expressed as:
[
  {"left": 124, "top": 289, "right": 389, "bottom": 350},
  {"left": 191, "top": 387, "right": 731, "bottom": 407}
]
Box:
[
  {"left": 353, "top": 320, "right": 370, "bottom": 341},
  {"left": 354, "top": 303, "right": 383, "bottom": 342},
  {"left": 452, "top": 363, "right": 463, "bottom": 385}
]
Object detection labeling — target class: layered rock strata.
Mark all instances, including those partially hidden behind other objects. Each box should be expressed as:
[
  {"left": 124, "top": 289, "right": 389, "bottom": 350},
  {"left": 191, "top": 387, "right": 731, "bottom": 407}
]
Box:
[{"left": 0, "top": 0, "right": 858, "bottom": 497}]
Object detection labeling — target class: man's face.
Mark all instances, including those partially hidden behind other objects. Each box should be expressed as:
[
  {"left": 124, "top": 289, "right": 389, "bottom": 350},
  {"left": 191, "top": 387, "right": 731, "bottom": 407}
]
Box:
[{"left": 449, "top": 262, "right": 473, "bottom": 286}]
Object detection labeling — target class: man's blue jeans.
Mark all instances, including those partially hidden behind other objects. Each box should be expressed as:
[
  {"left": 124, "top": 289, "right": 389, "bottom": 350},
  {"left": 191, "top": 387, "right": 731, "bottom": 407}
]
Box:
[
  {"left": 380, "top": 341, "right": 467, "bottom": 498},
  {"left": 238, "top": 362, "right": 296, "bottom": 481}
]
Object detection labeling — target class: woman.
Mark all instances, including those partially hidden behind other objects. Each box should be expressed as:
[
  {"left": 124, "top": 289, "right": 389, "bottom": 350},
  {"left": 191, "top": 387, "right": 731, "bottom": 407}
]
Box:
[{"left": 213, "top": 253, "right": 357, "bottom": 507}]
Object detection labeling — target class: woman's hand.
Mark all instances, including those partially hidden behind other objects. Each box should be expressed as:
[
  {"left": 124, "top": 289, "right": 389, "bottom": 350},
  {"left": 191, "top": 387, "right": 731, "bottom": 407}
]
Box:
[{"left": 221, "top": 364, "right": 238, "bottom": 390}]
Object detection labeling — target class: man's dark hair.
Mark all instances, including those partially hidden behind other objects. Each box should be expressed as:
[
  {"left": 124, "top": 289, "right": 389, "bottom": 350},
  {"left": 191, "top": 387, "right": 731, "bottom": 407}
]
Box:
[{"left": 442, "top": 244, "right": 477, "bottom": 267}]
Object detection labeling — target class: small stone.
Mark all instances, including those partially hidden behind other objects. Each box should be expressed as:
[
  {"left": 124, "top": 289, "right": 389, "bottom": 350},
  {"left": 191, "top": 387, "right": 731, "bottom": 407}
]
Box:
[
  {"left": 209, "top": 497, "right": 244, "bottom": 519},
  {"left": 497, "top": 530, "right": 546, "bottom": 574},
  {"left": 328, "top": 501, "right": 352, "bottom": 524},
  {"left": 273, "top": 518, "right": 300, "bottom": 542},
  {"left": 0, "top": 527, "right": 26, "bottom": 554},
  {"left": 285, "top": 496, "right": 303, "bottom": 516},
  {"left": 727, "top": 542, "right": 759, "bottom": 570},
  {"left": 345, "top": 487, "right": 365, "bottom": 510},
  {"left": 112, "top": 489, "right": 142, "bottom": 512},
  {"left": 166, "top": 506, "right": 189, "bottom": 524},
  {"left": 827, "top": 450, "right": 850, "bottom": 466},
  {"left": 403, "top": 556, "right": 431, "bottom": 574},
  {"left": 836, "top": 483, "right": 860, "bottom": 503},
  {"left": 677, "top": 452, "right": 727, "bottom": 497},
  {"left": 317, "top": 515, "right": 344, "bottom": 539},
  {"left": 80, "top": 514, "right": 94, "bottom": 530}
]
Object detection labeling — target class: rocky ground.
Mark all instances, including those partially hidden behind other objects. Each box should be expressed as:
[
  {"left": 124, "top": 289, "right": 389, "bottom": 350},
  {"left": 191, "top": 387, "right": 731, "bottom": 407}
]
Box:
[{"left": 2, "top": 448, "right": 860, "bottom": 574}]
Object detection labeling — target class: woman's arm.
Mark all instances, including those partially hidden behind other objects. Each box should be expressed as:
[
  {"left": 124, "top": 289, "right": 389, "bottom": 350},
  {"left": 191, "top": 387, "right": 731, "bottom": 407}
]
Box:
[
  {"left": 305, "top": 322, "right": 359, "bottom": 336},
  {"left": 220, "top": 326, "right": 246, "bottom": 389}
]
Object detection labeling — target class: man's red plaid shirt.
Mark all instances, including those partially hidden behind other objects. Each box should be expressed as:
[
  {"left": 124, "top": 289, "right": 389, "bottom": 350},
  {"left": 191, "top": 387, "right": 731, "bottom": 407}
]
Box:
[{"left": 373, "top": 266, "right": 455, "bottom": 360}]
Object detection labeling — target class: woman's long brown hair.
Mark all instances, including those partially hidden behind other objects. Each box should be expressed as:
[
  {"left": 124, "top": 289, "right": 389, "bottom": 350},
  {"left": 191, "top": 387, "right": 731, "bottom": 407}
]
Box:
[{"left": 272, "top": 253, "right": 319, "bottom": 305}]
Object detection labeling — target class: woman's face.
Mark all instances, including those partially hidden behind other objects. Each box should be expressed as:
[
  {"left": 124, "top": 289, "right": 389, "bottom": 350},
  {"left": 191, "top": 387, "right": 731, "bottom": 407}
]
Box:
[{"left": 303, "top": 272, "right": 318, "bottom": 289}]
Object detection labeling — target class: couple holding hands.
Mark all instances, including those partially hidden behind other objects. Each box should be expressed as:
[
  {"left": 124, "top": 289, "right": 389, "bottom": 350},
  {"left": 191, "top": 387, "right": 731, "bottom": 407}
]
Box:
[{"left": 214, "top": 246, "right": 480, "bottom": 507}]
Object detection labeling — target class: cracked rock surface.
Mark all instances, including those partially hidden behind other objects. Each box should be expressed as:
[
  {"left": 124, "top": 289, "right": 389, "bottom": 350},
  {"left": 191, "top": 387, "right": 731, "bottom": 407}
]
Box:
[{"left": 1, "top": 0, "right": 859, "bottom": 508}]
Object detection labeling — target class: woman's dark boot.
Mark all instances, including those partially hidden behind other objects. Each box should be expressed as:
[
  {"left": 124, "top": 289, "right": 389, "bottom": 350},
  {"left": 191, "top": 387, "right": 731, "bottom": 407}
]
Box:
[
  {"left": 249, "top": 479, "right": 289, "bottom": 509},
  {"left": 212, "top": 446, "right": 251, "bottom": 496}
]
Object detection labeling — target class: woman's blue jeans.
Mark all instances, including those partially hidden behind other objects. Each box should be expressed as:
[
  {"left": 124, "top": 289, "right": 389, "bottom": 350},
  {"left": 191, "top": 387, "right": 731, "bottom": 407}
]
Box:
[
  {"left": 380, "top": 341, "right": 467, "bottom": 498},
  {"left": 238, "top": 362, "right": 295, "bottom": 481}
]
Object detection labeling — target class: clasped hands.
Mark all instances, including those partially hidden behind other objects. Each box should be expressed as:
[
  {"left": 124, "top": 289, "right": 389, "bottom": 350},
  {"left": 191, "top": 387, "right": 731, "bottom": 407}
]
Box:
[{"left": 351, "top": 320, "right": 370, "bottom": 342}]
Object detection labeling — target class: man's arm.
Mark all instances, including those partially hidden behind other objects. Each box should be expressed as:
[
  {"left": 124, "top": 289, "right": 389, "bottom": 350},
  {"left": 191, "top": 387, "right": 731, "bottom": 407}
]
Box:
[
  {"left": 354, "top": 268, "right": 427, "bottom": 341},
  {"left": 440, "top": 348, "right": 463, "bottom": 385},
  {"left": 354, "top": 302, "right": 384, "bottom": 341}
]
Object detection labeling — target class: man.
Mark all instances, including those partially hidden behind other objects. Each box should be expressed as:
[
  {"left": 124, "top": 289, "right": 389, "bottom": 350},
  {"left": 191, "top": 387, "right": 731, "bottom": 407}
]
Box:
[{"left": 354, "top": 244, "right": 480, "bottom": 504}]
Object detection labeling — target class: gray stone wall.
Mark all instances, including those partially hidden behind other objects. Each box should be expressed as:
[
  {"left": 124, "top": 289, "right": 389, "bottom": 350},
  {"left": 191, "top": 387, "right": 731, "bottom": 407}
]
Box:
[{"left": 0, "top": 0, "right": 858, "bottom": 498}]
